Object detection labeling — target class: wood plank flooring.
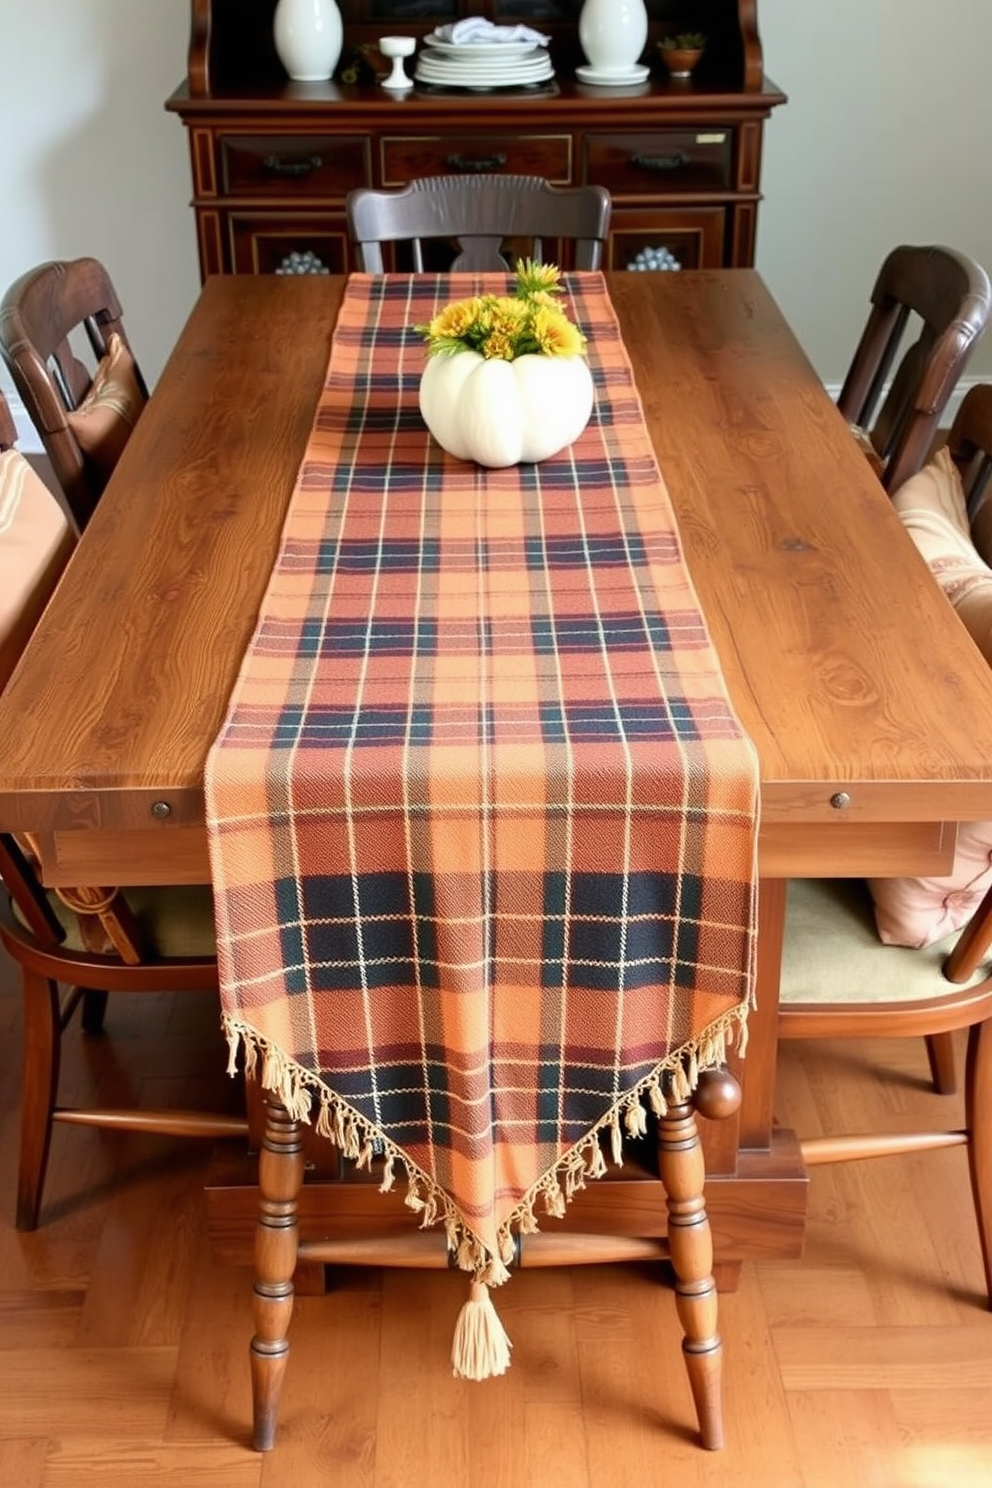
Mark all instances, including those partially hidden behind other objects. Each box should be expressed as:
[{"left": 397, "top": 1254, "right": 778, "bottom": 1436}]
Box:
[{"left": 1, "top": 951, "right": 990, "bottom": 1487}]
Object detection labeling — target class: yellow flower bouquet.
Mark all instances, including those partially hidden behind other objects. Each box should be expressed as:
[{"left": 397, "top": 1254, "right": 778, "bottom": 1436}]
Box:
[
  {"left": 415, "top": 262, "right": 595, "bottom": 468},
  {"left": 415, "top": 260, "right": 587, "bottom": 362}
]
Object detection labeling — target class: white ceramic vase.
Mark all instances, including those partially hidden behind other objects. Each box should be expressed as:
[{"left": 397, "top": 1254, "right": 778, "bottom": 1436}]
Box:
[
  {"left": 273, "top": 0, "right": 343, "bottom": 82},
  {"left": 578, "top": 0, "right": 648, "bottom": 75}
]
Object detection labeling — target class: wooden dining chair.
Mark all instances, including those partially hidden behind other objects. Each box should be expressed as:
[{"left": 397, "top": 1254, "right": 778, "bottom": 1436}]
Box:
[
  {"left": 778, "top": 876, "right": 992, "bottom": 1302},
  {"left": 838, "top": 244, "right": 991, "bottom": 494},
  {"left": 346, "top": 174, "right": 612, "bottom": 273},
  {"left": 0, "top": 403, "right": 245, "bottom": 1229},
  {"left": 0, "top": 835, "right": 248, "bottom": 1230},
  {"left": 777, "top": 388, "right": 992, "bottom": 1305},
  {"left": 0, "top": 257, "right": 149, "bottom": 532}
]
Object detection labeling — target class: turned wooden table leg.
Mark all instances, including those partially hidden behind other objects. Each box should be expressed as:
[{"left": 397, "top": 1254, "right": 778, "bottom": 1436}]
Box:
[
  {"left": 251, "top": 1099, "right": 304, "bottom": 1452},
  {"left": 657, "top": 1092, "right": 724, "bottom": 1450}
]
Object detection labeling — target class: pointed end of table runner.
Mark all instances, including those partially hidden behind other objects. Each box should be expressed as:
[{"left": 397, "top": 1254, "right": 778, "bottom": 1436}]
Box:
[
  {"left": 222, "top": 1004, "right": 751, "bottom": 1384},
  {"left": 451, "top": 1280, "right": 513, "bottom": 1381}
]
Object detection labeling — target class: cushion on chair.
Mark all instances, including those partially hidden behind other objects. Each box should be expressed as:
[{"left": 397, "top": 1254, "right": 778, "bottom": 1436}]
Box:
[
  {"left": 868, "top": 822, "right": 992, "bottom": 949},
  {"left": 65, "top": 332, "right": 145, "bottom": 482},
  {"left": 868, "top": 475, "right": 992, "bottom": 946},
  {"left": 0, "top": 448, "right": 72, "bottom": 686},
  {"left": 41, "top": 882, "right": 217, "bottom": 959},
  {"left": 894, "top": 493, "right": 992, "bottom": 666},
  {"left": 891, "top": 444, "right": 970, "bottom": 537},
  {"left": 783, "top": 877, "right": 989, "bottom": 1001}
]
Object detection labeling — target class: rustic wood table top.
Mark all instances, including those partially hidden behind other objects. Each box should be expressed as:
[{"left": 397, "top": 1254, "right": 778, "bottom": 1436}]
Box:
[{"left": 3, "top": 270, "right": 992, "bottom": 888}]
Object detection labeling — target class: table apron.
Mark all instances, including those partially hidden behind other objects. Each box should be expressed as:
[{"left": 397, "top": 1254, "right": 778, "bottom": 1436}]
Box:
[{"left": 20, "top": 817, "right": 958, "bottom": 888}]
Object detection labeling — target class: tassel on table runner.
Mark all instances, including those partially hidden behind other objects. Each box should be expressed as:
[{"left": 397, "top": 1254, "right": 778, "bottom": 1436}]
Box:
[{"left": 451, "top": 1281, "right": 513, "bottom": 1380}]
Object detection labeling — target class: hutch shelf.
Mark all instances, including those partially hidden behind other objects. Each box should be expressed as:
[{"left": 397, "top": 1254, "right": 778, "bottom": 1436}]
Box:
[{"left": 168, "top": 1, "right": 786, "bottom": 279}]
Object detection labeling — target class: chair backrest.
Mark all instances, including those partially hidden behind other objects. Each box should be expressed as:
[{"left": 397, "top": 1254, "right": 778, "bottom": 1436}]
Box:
[
  {"left": 346, "top": 174, "right": 612, "bottom": 273},
  {"left": 838, "top": 244, "right": 991, "bottom": 493},
  {"left": 947, "top": 382, "right": 992, "bottom": 521},
  {"left": 0, "top": 257, "right": 148, "bottom": 531}
]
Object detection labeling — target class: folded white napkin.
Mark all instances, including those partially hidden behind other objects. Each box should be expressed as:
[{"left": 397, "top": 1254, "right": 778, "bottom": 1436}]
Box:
[{"left": 432, "top": 19, "right": 550, "bottom": 47}]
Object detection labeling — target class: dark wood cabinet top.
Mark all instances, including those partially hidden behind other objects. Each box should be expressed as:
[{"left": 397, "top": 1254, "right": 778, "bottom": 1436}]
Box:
[{"left": 166, "top": 73, "right": 787, "bottom": 121}]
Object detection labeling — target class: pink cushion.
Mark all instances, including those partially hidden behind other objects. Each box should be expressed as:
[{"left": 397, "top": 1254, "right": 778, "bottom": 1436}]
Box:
[
  {"left": 870, "top": 460, "right": 992, "bottom": 946},
  {"left": 895, "top": 486, "right": 992, "bottom": 667},
  {"left": 65, "top": 332, "right": 145, "bottom": 482},
  {"left": 891, "top": 444, "right": 970, "bottom": 536},
  {"left": 869, "top": 822, "right": 992, "bottom": 948},
  {"left": 0, "top": 449, "right": 74, "bottom": 688}
]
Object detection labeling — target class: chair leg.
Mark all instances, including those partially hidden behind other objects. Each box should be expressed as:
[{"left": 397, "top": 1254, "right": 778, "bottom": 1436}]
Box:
[
  {"left": 81, "top": 989, "right": 109, "bottom": 1035},
  {"left": 657, "top": 1095, "right": 724, "bottom": 1450},
  {"left": 925, "top": 1032, "right": 957, "bottom": 1096},
  {"left": 964, "top": 1020, "right": 992, "bottom": 1306},
  {"left": 251, "top": 1099, "right": 304, "bottom": 1451},
  {"left": 17, "top": 970, "right": 62, "bottom": 1231}
]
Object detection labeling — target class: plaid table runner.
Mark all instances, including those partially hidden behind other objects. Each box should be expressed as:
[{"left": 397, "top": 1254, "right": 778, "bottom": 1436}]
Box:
[{"left": 206, "top": 272, "right": 760, "bottom": 1372}]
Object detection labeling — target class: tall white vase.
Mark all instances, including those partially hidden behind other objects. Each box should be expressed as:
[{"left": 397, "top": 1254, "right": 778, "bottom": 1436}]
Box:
[
  {"left": 578, "top": 0, "right": 649, "bottom": 75},
  {"left": 273, "top": 0, "right": 343, "bottom": 83}
]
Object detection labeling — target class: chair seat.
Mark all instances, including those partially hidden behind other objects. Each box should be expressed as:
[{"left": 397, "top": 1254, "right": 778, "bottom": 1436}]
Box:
[
  {"left": 781, "top": 877, "right": 987, "bottom": 1006},
  {"left": 32, "top": 881, "right": 217, "bottom": 959}
]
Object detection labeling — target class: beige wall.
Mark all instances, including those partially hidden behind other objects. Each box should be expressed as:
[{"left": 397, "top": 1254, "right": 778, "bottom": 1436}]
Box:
[
  {"left": 2, "top": 0, "right": 992, "bottom": 415},
  {"left": 759, "top": 0, "right": 992, "bottom": 383}
]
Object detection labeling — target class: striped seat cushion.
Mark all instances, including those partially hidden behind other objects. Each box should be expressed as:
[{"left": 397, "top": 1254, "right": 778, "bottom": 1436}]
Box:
[
  {"left": 891, "top": 444, "right": 970, "bottom": 535},
  {"left": 65, "top": 332, "right": 146, "bottom": 483},
  {"left": 868, "top": 455, "right": 992, "bottom": 947}
]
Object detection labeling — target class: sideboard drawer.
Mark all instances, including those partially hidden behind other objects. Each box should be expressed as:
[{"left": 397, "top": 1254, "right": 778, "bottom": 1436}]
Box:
[
  {"left": 380, "top": 134, "right": 572, "bottom": 186},
  {"left": 220, "top": 135, "right": 371, "bottom": 199},
  {"left": 585, "top": 131, "right": 733, "bottom": 196},
  {"left": 607, "top": 206, "right": 728, "bottom": 271},
  {"left": 226, "top": 212, "right": 353, "bottom": 275}
]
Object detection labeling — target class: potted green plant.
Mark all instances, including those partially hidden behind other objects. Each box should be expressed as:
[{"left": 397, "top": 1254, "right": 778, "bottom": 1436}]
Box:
[{"left": 658, "top": 32, "right": 707, "bottom": 79}]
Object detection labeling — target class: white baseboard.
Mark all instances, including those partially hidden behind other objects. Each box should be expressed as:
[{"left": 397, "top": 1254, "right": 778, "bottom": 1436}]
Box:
[
  {"left": 816, "top": 378, "right": 981, "bottom": 432},
  {"left": 5, "top": 377, "right": 986, "bottom": 460}
]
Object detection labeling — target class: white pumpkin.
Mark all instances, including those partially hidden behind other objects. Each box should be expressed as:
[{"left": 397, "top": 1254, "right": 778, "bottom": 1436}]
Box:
[{"left": 418, "top": 351, "right": 594, "bottom": 468}]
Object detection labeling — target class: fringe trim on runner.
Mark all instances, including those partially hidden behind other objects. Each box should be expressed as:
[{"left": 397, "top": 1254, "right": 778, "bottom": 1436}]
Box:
[{"left": 222, "top": 1002, "right": 748, "bottom": 1380}]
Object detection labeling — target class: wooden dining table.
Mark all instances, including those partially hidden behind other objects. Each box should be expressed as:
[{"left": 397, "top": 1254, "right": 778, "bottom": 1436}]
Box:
[{"left": 5, "top": 269, "right": 992, "bottom": 1281}]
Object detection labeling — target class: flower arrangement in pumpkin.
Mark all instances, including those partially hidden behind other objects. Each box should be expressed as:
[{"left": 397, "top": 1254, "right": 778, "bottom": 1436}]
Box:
[
  {"left": 414, "top": 262, "right": 595, "bottom": 468},
  {"left": 415, "top": 260, "right": 587, "bottom": 362}
]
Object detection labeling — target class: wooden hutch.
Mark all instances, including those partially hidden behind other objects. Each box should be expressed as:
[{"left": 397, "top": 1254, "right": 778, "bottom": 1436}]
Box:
[{"left": 167, "top": 1, "right": 786, "bottom": 280}]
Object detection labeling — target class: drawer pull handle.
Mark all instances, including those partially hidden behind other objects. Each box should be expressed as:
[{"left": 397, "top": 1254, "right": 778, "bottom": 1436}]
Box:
[
  {"left": 446, "top": 153, "right": 508, "bottom": 174},
  {"left": 630, "top": 150, "right": 690, "bottom": 173},
  {"left": 263, "top": 154, "right": 324, "bottom": 177}
]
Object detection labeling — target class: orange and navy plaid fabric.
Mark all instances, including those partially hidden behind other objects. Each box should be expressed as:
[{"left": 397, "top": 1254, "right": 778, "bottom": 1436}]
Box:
[{"left": 206, "top": 272, "right": 760, "bottom": 1271}]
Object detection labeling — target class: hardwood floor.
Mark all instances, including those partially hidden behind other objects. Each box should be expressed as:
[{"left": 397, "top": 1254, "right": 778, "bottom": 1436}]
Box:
[{"left": 1, "top": 949, "right": 990, "bottom": 1487}]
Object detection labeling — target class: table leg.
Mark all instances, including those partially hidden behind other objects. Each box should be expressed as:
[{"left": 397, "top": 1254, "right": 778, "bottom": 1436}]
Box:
[
  {"left": 657, "top": 1096, "right": 723, "bottom": 1450},
  {"left": 250, "top": 1099, "right": 304, "bottom": 1451}
]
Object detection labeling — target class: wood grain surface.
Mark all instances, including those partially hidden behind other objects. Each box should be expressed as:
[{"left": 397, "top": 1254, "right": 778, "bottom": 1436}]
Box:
[{"left": 3, "top": 273, "right": 992, "bottom": 861}]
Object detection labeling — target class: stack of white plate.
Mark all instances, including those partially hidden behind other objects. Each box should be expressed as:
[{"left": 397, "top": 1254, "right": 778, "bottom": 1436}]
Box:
[{"left": 415, "top": 34, "right": 554, "bottom": 91}]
